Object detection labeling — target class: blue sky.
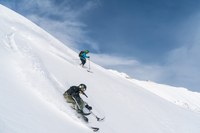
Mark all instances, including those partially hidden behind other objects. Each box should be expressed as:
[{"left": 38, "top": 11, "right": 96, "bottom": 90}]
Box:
[{"left": 1, "top": 0, "right": 200, "bottom": 91}]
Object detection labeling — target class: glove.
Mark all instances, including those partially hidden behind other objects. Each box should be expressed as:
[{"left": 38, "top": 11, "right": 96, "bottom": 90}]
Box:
[{"left": 85, "top": 104, "right": 92, "bottom": 110}]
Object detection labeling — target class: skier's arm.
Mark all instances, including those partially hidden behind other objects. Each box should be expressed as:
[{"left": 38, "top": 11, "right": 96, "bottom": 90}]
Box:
[{"left": 82, "top": 53, "right": 90, "bottom": 58}]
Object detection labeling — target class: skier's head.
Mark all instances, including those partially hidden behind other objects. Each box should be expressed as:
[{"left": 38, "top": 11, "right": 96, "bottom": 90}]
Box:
[
  {"left": 79, "top": 84, "right": 87, "bottom": 91},
  {"left": 85, "top": 50, "right": 89, "bottom": 54}
]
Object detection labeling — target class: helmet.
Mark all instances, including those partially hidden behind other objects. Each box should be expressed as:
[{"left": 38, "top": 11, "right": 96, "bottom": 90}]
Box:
[
  {"left": 85, "top": 50, "right": 89, "bottom": 54},
  {"left": 79, "top": 84, "right": 87, "bottom": 91}
]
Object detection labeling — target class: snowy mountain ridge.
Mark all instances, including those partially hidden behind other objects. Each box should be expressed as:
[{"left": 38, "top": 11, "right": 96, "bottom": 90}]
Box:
[
  {"left": 108, "top": 69, "right": 200, "bottom": 113},
  {"left": 1, "top": 4, "right": 200, "bottom": 133}
]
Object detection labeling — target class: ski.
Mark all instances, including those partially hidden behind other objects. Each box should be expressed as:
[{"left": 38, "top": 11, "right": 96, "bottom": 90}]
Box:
[
  {"left": 90, "top": 111, "right": 105, "bottom": 121},
  {"left": 78, "top": 113, "right": 100, "bottom": 132},
  {"left": 75, "top": 113, "right": 100, "bottom": 132},
  {"left": 79, "top": 115, "right": 99, "bottom": 132},
  {"left": 87, "top": 70, "right": 93, "bottom": 73},
  {"left": 96, "top": 116, "right": 105, "bottom": 121},
  {"left": 80, "top": 65, "right": 93, "bottom": 73},
  {"left": 76, "top": 112, "right": 89, "bottom": 123},
  {"left": 90, "top": 127, "right": 99, "bottom": 132}
]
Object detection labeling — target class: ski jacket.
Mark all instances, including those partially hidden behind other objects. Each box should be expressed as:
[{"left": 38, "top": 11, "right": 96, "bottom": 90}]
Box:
[
  {"left": 80, "top": 52, "right": 89, "bottom": 60},
  {"left": 66, "top": 86, "right": 81, "bottom": 98}
]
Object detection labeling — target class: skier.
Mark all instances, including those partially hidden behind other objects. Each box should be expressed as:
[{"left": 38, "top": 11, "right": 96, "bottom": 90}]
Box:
[
  {"left": 79, "top": 50, "right": 90, "bottom": 67},
  {"left": 63, "top": 84, "right": 104, "bottom": 131},
  {"left": 63, "top": 84, "right": 92, "bottom": 114}
]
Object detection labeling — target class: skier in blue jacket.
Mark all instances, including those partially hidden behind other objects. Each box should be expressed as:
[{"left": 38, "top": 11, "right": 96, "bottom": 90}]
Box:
[{"left": 79, "top": 50, "right": 90, "bottom": 67}]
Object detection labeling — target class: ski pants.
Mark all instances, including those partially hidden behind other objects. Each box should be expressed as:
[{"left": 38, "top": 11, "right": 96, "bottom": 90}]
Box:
[
  {"left": 64, "top": 93, "right": 84, "bottom": 110},
  {"left": 80, "top": 58, "right": 86, "bottom": 66}
]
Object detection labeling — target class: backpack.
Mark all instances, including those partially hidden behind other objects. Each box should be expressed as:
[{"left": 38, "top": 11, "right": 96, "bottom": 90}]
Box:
[{"left": 79, "top": 51, "right": 84, "bottom": 57}]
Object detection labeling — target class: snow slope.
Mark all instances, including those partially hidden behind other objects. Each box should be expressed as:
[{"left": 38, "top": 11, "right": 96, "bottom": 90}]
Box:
[
  {"left": 1, "top": 4, "right": 200, "bottom": 133},
  {"left": 130, "top": 78, "right": 200, "bottom": 112},
  {"left": 108, "top": 70, "right": 200, "bottom": 113}
]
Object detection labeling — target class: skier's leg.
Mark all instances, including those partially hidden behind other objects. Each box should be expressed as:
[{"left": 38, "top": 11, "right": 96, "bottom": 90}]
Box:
[
  {"left": 80, "top": 58, "right": 83, "bottom": 66},
  {"left": 83, "top": 59, "right": 86, "bottom": 66},
  {"left": 72, "top": 96, "right": 85, "bottom": 112},
  {"left": 64, "top": 94, "right": 76, "bottom": 109},
  {"left": 80, "top": 59, "right": 86, "bottom": 66},
  {"left": 78, "top": 98, "right": 85, "bottom": 110}
]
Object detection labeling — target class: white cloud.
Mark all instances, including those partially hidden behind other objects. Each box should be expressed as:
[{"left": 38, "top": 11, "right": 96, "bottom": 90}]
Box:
[
  {"left": 91, "top": 39, "right": 200, "bottom": 91},
  {"left": 90, "top": 53, "right": 139, "bottom": 66},
  {"left": 158, "top": 12, "right": 200, "bottom": 91},
  {"left": 12, "top": 0, "right": 100, "bottom": 51},
  {"left": 90, "top": 53, "right": 164, "bottom": 81},
  {"left": 162, "top": 42, "right": 200, "bottom": 90}
]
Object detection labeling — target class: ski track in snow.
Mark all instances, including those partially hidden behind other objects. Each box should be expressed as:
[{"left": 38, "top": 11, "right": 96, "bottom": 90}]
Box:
[
  {"left": 3, "top": 33, "right": 18, "bottom": 52},
  {"left": 2, "top": 32, "right": 77, "bottom": 120},
  {"left": 1, "top": 31, "right": 101, "bottom": 131},
  {"left": 48, "top": 48, "right": 80, "bottom": 66}
]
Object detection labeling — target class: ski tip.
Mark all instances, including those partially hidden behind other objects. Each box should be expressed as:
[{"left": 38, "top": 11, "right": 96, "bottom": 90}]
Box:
[
  {"left": 91, "top": 127, "right": 99, "bottom": 132},
  {"left": 87, "top": 70, "right": 93, "bottom": 73},
  {"left": 97, "top": 117, "right": 105, "bottom": 121}
]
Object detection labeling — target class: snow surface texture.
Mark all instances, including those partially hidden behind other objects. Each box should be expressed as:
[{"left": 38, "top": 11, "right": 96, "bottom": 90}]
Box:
[{"left": 1, "top": 4, "right": 200, "bottom": 133}]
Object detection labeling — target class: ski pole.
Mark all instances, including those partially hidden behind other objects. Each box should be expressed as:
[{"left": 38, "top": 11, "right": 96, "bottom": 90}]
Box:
[
  {"left": 72, "top": 96, "right": 81, "bottom": 110},
  {"left": 88, "top": 57, "right": 91, "bottom": 71},
  {"left": 81, "top": 91, "right": 88, "bottom": 98},
  {"left": 90, "top": 111, "right": 104, "bottom": 121}
]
